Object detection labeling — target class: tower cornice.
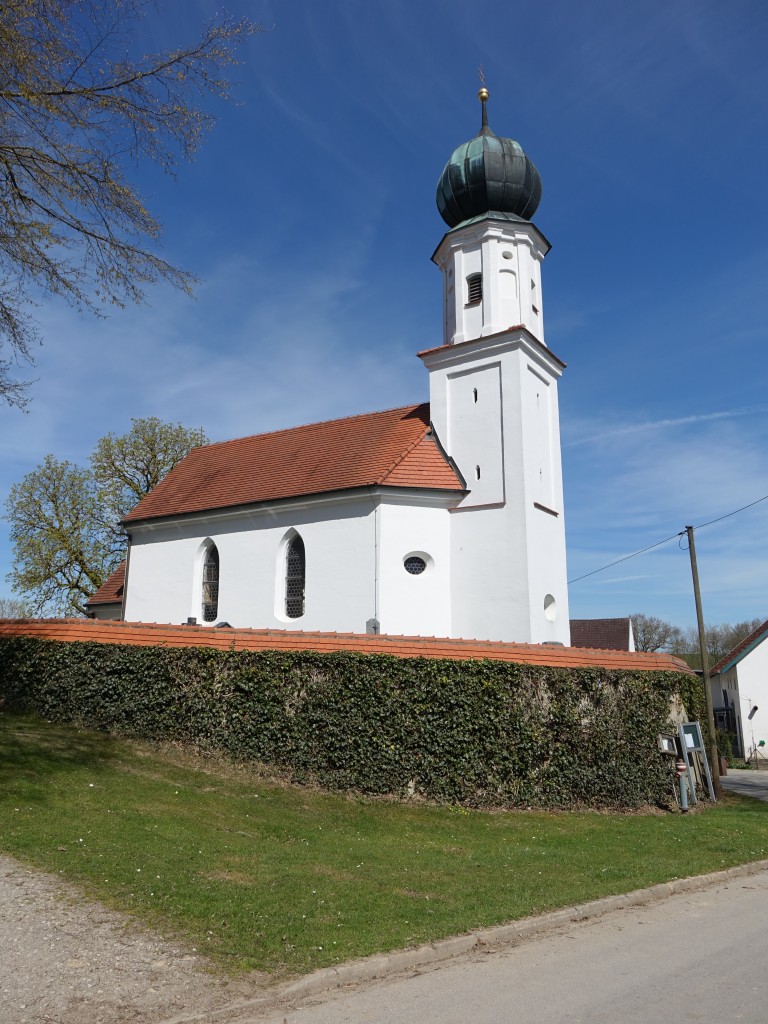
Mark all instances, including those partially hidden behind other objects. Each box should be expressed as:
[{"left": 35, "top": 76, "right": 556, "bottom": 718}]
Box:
[
  {"left": 431, "top": 213, "right": 551, "bottom": 266},
  {"left": 418, "top": 325, "right": 566, "bottom": 377}
]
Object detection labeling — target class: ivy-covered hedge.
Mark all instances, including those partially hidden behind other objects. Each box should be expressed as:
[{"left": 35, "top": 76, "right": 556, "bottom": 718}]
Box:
[{"left": 0, "top": 637, "right": 704, "bottom": 809}]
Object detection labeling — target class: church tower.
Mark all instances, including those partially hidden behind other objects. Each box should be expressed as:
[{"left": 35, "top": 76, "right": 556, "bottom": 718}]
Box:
[{"left": 420, "top": 89, "right": 570, "bottom": 644}]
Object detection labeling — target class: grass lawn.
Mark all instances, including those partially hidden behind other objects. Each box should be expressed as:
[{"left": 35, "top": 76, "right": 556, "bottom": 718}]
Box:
[{"left": 1, "top": 711, "right": 767, "bottom": 979}]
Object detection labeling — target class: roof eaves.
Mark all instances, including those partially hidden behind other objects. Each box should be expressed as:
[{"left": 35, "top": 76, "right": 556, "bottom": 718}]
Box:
[
  {"left": 710, "top": 618, "right": 768, "bottom": 674},
  {"left": 123, "top": 480, "right": 465, "bottom": 529},
  {"left": 376, "top": 421, "right": 432, "bottom": 483},
  {"left": 429, "top": 421, "right": 467, "bottom": 490},
  {"left": 122, "top": 485, "right": 382, "bottom": 528},
  {"left": 377, "top": 428, "right": 464, "bottom": 492}
]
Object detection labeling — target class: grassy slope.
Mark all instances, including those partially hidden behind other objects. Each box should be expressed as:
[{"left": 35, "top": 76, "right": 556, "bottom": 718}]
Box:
[{"left": 1, "top": 712, "right": 766, "bottom": 978}]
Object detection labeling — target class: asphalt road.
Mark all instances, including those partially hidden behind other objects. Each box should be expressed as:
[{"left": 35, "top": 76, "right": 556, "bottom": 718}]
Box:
[
  {"left": 721, "top": 767, "right": 768, "bottom": 802},
  {"left": 249, "top": 867, "right": 768, "bottom": 1024}
]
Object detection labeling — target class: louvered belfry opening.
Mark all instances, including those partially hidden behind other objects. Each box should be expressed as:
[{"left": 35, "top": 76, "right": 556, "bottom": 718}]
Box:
[
  {"left": 467, "top": 273, "right": 482, "bottom": 305},
  {"left": 285, "top": 534, "right": 306, "bottom": 618},
  {"left": 202, "top": 544, "right": 220, "bottom": 622}
]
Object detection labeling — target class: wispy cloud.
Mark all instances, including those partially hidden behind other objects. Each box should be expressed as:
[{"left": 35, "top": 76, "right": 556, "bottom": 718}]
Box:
[{"left": 566, "top": 406, "right": 768, "bottom": 448}]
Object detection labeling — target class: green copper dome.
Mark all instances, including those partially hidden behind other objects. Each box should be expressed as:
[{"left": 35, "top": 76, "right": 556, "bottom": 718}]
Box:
[{"left": 436, "top": 91, "right": 542, "bottom": 228}]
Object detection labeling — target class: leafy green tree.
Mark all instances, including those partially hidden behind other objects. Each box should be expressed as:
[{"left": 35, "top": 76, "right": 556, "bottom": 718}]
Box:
[
  {"left": 5, "top": 417, "right": 207, "bottom": 615},
  {"left": 5, "top": 456, "right": 110, "bottom": 615},
  {"left": 92, "top": 417, "right": 207, "bottom": 559},
  {"left": 0, "top": 0, "right": 258, "bottom": 406}
]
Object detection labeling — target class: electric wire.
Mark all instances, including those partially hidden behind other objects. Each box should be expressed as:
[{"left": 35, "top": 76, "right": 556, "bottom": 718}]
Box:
[
  {"left": 568, "top": 491, "right": 768, "bottom": 585},
  {"left": 568, "top": 533, "right": 682, "bottom": 584},
  {"left": 692, "top": 492, "right": 768, "bottom": 532}
]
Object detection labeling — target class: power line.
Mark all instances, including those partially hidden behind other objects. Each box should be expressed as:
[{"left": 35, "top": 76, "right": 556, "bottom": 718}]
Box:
[
  {"left": 568, "top": 532, "right": 682, "bottom": 584},
  {"left": 568, "top": 491, "right": 768, "bottom": 586},
  {"left": 694, "top": 492, "right": 768, "bottom": 531}
]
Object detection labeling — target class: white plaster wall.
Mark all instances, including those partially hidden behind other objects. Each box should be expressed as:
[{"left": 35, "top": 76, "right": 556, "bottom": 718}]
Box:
[
  {"left": 520, "top": 354, "right": 570, "bottom": 644},
  {"left": 523, "top": 501, "right": 570, "bottom": 644},
  {"left": 446, "top": 363, "right": 504, "bottom": 507},
  {"left": 450, "top": 504, "right": 531, "bottom": 642},
  {"left": 433, "top": 220, "right": 548, "bottom": 346},
  {"left": 732, "top": 643, "right": 768, "bottom": 761},
  {"left": 124, "top": 496, "right": 378, "bottom": 633},
  {"left": 377, "top": 500, "right": 451, "bottom": 637},
  {"left": 425, "top": 331, "right": 569, "bottom": 645},
  {"left": 124, "top": 493, "right": 456, "bottom": 639}
]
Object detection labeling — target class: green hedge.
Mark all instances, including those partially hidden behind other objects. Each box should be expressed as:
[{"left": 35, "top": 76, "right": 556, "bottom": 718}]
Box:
[{"left": 0, "top": 637, "right": 704, "bottom": 809}]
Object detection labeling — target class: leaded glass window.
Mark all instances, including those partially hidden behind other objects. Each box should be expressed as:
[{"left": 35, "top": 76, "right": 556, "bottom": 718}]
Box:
[
  {"left": 404, "top": 556, "right": 427, "bottom": 575},
  {"left": 285, "top": 534, "right": 305, "bottom": 618},
  {"left": 202, "top": 544, "right": 219, "bottom": 623}
]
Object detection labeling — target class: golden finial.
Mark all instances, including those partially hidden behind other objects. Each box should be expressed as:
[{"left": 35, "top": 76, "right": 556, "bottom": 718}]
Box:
[{"left": 477, "top": 67, "right": 489, "bottom": 129}]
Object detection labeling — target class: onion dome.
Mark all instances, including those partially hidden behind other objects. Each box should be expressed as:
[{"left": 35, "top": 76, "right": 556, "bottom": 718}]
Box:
[{"left": 436, "top": 88, "right": 542, "bottom": 228}]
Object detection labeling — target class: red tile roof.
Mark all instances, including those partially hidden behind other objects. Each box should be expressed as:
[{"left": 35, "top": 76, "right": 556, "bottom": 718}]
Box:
[
  {"left": 123, "top": 404, "right": 464, "bottom": 524},
  {"left": 85, "top": 562, "right": 126, "bottom": 607},
  {"left": 570, "top": 618, "right": 633, "bottom": 652},
  {"left": 0, "top": 619, "right": 693, "bottom": 673},
  {"left": 710, "top": 618, "right": 768, "bottom": 674}
]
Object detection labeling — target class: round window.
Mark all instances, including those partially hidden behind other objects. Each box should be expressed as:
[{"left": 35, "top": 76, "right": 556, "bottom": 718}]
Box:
[{"left": 404, "top": 556, "right": 427, "bottom": 575}]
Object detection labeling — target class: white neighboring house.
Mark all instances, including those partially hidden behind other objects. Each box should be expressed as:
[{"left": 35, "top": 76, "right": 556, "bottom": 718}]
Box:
[
  {"left": 113, "top": 91, "right": 571, "bottom": 645},
  {"left": 709, "top": 619, "right": 768, "bottom": 762}
]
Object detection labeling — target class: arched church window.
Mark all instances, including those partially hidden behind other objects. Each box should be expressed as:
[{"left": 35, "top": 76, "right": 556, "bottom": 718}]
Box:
[
  {"left": 202, "top": 544, "right": 220, "bottom": 623},
  {"left": 466, "top": 273, "right": 482, "bottom": 306},
  {"left": 285, "top": 534, "right": 305, "bottom": 618}
]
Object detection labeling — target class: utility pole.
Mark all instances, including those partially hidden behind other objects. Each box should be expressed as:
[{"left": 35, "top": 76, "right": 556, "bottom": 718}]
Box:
[{"left": 685, "top": 525, "right": 722, "bottom": 798}]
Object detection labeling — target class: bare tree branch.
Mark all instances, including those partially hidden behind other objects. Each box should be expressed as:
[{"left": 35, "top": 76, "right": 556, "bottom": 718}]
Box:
[{"left": 0, "top": 0, "right": 259, "bottom": 405}]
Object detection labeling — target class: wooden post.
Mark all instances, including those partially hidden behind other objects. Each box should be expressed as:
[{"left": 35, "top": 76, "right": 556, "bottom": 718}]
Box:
[{"left": 685, "top": 525, "right": 722, "bottom": 798}]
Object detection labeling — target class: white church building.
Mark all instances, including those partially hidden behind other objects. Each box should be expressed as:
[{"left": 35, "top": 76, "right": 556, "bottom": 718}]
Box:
[{"left": 107, "top": 90, "right": 571, "bottom": 645}]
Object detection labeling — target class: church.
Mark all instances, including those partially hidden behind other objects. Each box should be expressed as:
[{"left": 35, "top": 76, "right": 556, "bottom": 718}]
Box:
[{"left": 99, "top": 90, "right": 571, "bottom": 646}]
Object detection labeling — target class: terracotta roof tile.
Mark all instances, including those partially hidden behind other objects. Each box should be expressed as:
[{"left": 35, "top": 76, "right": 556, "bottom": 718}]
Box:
[
  {"left": 123, "top": 404, "right": 464, "bottom": 524},
  {"left": 0, "top": 619, "right": 693, "bottom": 673},
  {"left": 383, "top": 434, "right": 464, "bottom": 489},
  {"left": 85, "top": 562, "right": 126, "bottom": 607},
  {"left": 570, "top": 618, "right": 632, "bottom": 652}
]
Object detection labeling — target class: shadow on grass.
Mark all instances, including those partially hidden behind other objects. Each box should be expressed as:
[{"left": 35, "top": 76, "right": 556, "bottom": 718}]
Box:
[{"left": 0, "top": 711, "right": 121, "bottom": 797}]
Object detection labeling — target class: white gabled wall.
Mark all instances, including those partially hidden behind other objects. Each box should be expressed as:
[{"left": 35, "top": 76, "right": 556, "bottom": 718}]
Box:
[{"left": 726, "top": 640, "right": 768, "bottom": 762}]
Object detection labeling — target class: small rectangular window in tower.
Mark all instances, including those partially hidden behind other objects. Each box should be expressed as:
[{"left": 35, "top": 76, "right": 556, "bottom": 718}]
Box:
[
  {"left": 531, "top": 278, "right": 539, "bottom": 315},
  {"left": 466, "top": 273, "right": 482, "bottom": 306}
]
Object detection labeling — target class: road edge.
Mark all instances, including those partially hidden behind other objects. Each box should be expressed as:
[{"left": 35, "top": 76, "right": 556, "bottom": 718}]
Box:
[{"left": 168, "top": 858, "right": 768, "bottom": 1022}]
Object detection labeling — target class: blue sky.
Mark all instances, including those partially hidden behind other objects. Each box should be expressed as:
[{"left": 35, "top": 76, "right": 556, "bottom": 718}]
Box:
[{"left": 2, "top": 0, "right": 767, "bottom": 630}]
